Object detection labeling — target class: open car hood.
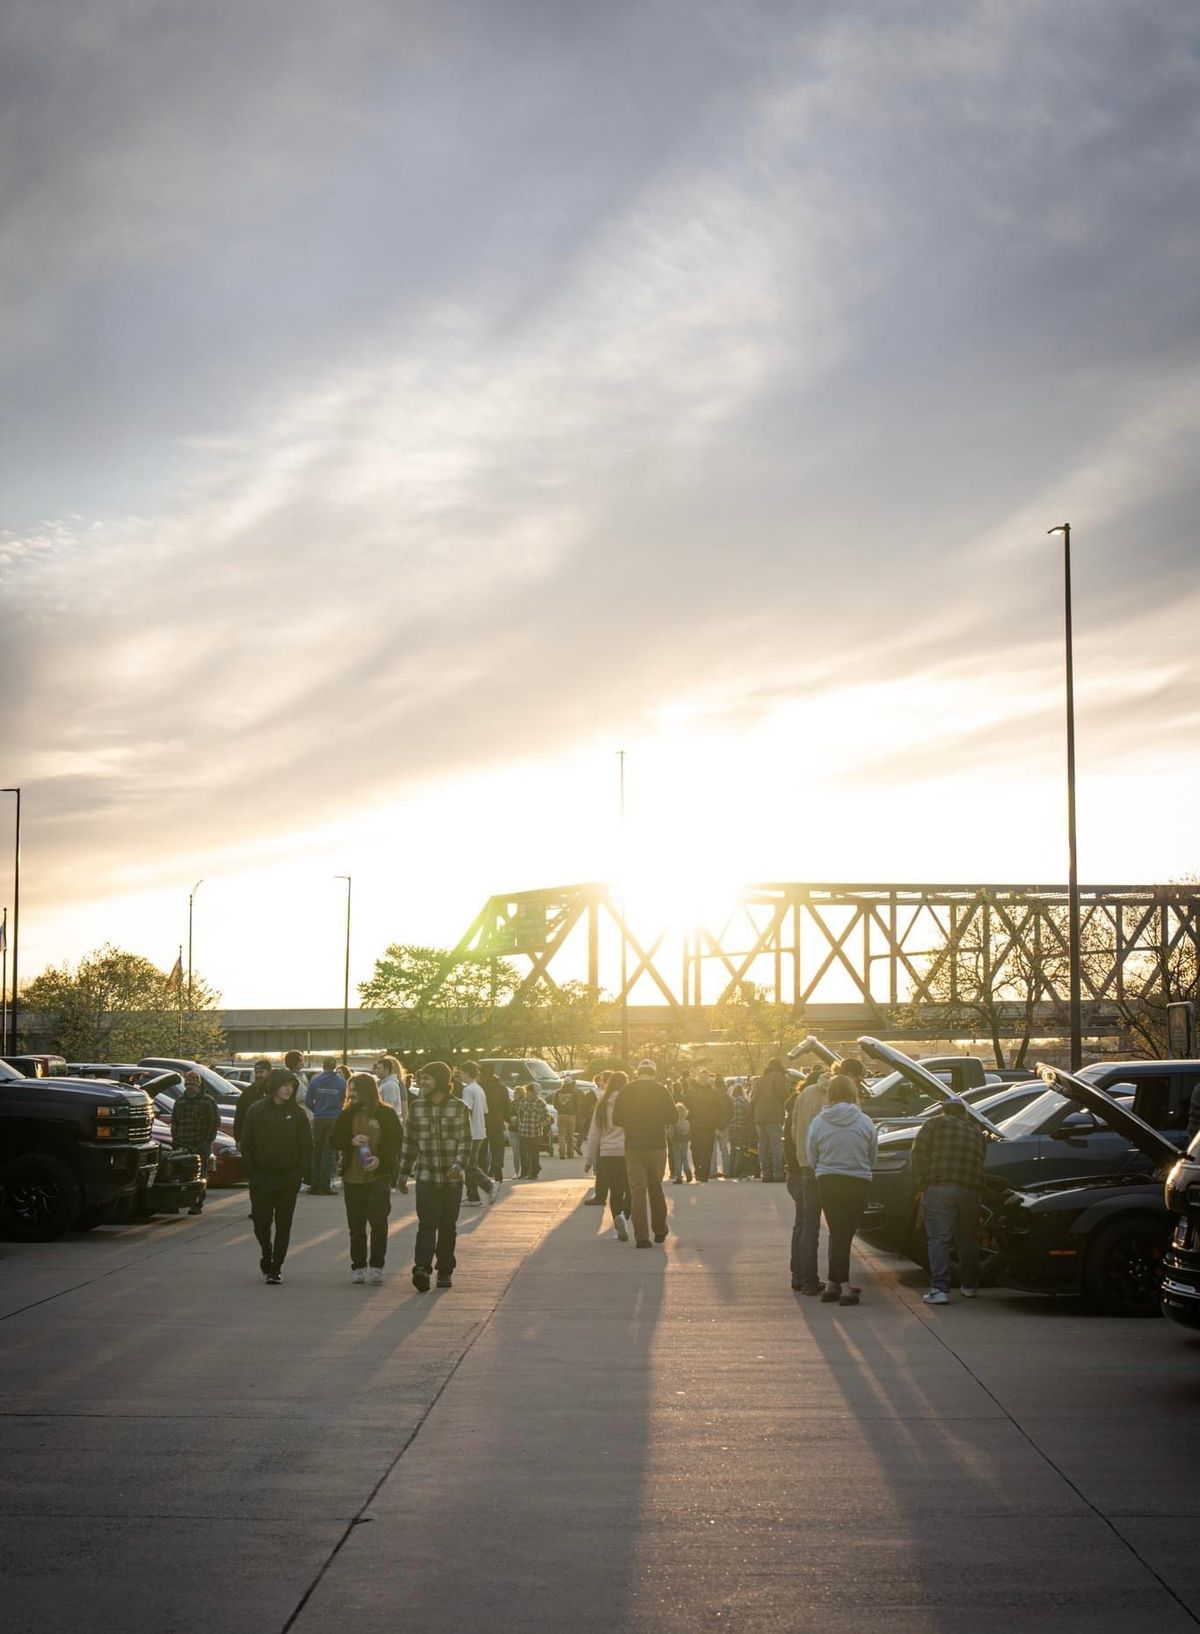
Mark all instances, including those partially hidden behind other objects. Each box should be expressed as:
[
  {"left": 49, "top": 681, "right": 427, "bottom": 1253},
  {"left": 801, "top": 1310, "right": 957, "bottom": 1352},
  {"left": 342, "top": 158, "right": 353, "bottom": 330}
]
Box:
[
  {"left": 1034, "top": 1063, "right": 1180, "bottom": 1168},
  {"left": 786, "top": 1034, "right": 841, "bottom": 1067},
  {"left": 858, "top": 1037, "right": 1006, "bottom": 1138}
]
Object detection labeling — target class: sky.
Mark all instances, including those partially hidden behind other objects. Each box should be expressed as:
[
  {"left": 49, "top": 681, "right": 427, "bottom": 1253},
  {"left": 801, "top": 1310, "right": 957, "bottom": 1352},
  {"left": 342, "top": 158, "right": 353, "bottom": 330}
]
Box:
[{"left": 2, "top": 0, "right": 1199, "bottom": 1009}]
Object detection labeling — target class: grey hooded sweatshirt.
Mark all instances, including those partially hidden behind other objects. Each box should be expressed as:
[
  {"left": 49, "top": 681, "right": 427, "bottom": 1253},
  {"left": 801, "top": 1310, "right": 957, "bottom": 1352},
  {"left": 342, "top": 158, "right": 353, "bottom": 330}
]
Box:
[{"left": 807, "top": 1100, "right": 878, "bottom": 1180}]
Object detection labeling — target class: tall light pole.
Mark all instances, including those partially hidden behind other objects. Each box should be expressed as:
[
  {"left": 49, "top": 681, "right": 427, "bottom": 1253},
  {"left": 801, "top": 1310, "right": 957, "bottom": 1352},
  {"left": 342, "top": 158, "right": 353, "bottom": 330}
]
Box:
[
  {"left": 617, "top": 751, "right": 629, "bottom": 1065},
  {"left": 1048, "top": 524, "right": 1083, "bottom": 1070},
  {"left": 187, "top": 879, "right": 204, "bottom": 1014},
  {"left": 2, "top": 789, "right": 20, "bottom": 1055},
  {"left": 336, "top": 876, "right": 352, "bottom": 1068}
]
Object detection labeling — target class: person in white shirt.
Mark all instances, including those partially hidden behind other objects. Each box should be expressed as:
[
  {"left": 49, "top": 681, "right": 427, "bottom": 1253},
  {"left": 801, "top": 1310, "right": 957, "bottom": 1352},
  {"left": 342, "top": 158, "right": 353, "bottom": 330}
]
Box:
[
  {"left": 457, "top": 1061, "right": 499, "bottom": 1207},
  {"left": 374, "top": 1056, "right": 408, "bottom": 1121}
]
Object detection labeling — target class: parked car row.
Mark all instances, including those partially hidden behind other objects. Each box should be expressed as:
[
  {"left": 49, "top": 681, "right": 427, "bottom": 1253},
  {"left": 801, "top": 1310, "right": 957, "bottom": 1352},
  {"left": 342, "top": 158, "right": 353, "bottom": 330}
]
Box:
[{"left": 792, "top": 1035, "right": 1200, "bottom": 1322}]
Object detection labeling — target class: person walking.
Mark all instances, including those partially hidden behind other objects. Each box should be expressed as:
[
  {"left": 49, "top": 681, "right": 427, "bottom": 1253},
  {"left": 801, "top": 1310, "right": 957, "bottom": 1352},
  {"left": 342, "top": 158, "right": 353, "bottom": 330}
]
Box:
[
  {"left": 583, "top": 1070, "right": 631, "bottom": 1241},
  {"left": 574, "top": 1080, "right": 597, "bottom": 1154},
  {"left": 754, "top": 1057, "right": 791, "bottom": 1182},
  {"left": 304, "top": 1057, "right": 347, "bottom": 1194},
  {"left": 374, "top": 1056, "right": 408, "bottom": 1121},
  {"left": 683, "top": 1070, "right": 724, "bottom": 1182},
  {"left": 614, "top": 1060, "right": 678, "bottom": 1248},
  {"left": 670, "top": 1104, "right": 693, "bottom": 1183},
  {"left": 398, "top": 1061, "right": 472, "bottom": 1291},
  {"left": 240, "top": 1068, "right": 313, "bottom": 1284},
  {"left": 553, "top": 1077, "right": 579, "bottom": 1161},
  {"left": 787, "top": 1066, "right": 829, "bottom": 1294},
  {"left": 727, "top": 1080, "right": 756, "bottom": 1179},
  {"left": 807, "top": 1075, "right": 878, "bottom": 1306},
  {"left": 232, "top": 1058, "right": 273, "bottom": 1144},
  {"left": 332, "top": 1072, "right": 403, "bottom": 1283},
  {"left": 913, "top": 1099, "right": 988, "bottom": 1305},
  {"left": 584, "top": 1071, "right": 612, "bottom": 1204},
  {"left": 480, "top": 1063, "right": 512, "bottom": 1181},
  {"left": 457, "top": 1062, "right": 499, "bottom": 1206},
  {"left": 516, "top": 1085, "right": 551, "bottom": 1179},
  {"left": 170, "top": 1070, "right": 220, "bottom": 1213}
]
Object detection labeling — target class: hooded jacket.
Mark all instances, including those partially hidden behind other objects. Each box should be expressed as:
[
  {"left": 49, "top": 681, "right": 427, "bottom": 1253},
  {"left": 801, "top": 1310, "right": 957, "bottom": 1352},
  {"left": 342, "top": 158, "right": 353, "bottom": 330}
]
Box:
[
  {"left": 241, "top": 1095, "right": 314, "bottom": 1183},
  {"left": 753, "top": 1066, "right": 791, "bottom": 1125},
  {"left": 807, "top": 1100, "right": 878, "bottom": 1180},
  {"left": 583, "top": 1093, "right": 625, "bottom": 1162}
]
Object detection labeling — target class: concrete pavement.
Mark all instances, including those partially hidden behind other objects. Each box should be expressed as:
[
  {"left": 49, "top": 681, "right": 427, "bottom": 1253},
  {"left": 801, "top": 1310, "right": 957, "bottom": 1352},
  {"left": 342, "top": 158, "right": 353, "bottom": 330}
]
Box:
[{"left": 1, "top": 1163, "right": 1198, "bottom": 1633}]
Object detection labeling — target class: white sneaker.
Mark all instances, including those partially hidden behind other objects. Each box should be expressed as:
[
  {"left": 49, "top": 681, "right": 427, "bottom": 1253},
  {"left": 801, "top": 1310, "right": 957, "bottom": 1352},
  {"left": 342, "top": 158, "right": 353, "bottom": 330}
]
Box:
[
  {"left": 485, "top": 1181, "right": 500, "bottom": 1206},
  {"left": 351, "top": 1267, "right": 366, "bottom": 1284},
  {"left": 464, "top": 1198, "right": 482, "bottom": 1207},
  {"left": 960, "top": 1287, "right": 978, "bottom": 1299},
  {"left": 367, "top": 1267, "right": 383, "bottom": 1285},
  {"left": 614, "top": 1213, "right": 629, "bottom": 1242},
  {"left": 922, "top": 1289, "right": 950, "bottom": 1305}
]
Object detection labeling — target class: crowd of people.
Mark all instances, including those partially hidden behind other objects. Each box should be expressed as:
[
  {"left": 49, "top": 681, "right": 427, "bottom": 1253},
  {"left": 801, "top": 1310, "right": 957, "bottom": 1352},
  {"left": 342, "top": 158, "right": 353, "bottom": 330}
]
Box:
[{"left": 170, "top": 1048, "right": 985, "bottom": 1310}]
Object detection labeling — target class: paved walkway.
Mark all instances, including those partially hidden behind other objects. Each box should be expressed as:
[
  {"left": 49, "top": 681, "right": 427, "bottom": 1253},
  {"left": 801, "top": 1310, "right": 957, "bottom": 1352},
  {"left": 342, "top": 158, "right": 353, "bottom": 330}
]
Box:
[{"left": 2, "top": 1166, "right": 1198, "bottom": 1633}]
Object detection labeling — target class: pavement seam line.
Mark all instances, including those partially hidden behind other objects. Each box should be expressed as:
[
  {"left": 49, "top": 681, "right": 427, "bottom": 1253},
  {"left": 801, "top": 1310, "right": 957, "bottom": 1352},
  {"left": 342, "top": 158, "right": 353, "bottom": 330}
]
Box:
[
  {"left": 866, "top": 1249, "right": 1200, "bottom": 1627},
  {"left": 277, "top": 1189, "right": 577, "bottom": 1634}
]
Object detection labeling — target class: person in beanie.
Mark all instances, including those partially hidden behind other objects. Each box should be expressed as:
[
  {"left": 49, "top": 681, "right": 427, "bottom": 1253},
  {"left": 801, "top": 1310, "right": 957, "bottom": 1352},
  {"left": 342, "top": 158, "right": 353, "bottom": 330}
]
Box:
[
  {"left": 232, "top": 1058, "right": 273, "bottom": 1144},
  {"left": 170, "top": 1070, "right": 220, "bottom": 1213},
  {"left": 398, "top": 1061, "right": 472, "bottom": 1291},
  {"left": 240, "top": 1068, "right": 313, "bottom": 1284},
  {"left": 807, "top": 1075, "right": 878, "bottom": 1306},
  {"left": 614, "top": 1060, "right": 678, "bottom": 1248},
  {"left": 913, "top": 1099, "right": 988, "bottom": 1305},
  {"left": 332, "top": 1072, "right": 403, "bottom": 1283}
]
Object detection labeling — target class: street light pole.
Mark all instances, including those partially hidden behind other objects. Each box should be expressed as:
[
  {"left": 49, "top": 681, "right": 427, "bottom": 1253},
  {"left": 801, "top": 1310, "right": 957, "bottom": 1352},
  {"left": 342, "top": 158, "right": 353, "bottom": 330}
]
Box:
[
  {"left": 1048, "top": 524, "right": 1083, "bottom": 1070},
  {"left": 187, "top": 879, "right": 204, "bottom": 1014},
  {"left": 618, "top": 750, "right": 629, "bottom": 1065},
  {"left": 336, "top": 876, "right": 351, "bottom": 1068},
  {"left": 2, "top": 789, "right": 20, "bottom": 1056}
]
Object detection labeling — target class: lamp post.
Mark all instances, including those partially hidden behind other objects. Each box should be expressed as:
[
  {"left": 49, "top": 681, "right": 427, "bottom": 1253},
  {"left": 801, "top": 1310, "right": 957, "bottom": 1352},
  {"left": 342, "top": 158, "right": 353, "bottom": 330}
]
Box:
[
  {"left": 1048, "top": 524, "right": 1083, "bottom": 1070},
  {"left": 2, "top": 789, "right": 20, "bottom": 1056},
  {"left": 617, "top": 750, "right": 629, "bottom": 1066},
  {"left": 336, "top": 876, "right": 351, "bottom": 1068},
  {"left": 187, "top": 879, "right": 204, "bottom": 1014},
  {"left": 2, "top": 905, "right": 8, "bottom": 1054}
]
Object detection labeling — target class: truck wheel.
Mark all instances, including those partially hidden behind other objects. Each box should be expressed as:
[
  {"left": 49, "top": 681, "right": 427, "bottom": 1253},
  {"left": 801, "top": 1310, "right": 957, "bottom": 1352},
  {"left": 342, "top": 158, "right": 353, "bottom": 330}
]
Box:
[
  {"left": 0, "top": 1154, "right": 83, "bottom": 1241},
  {"left": 1082, "top": 1218, "right": 1168, "bottom": 1316}
]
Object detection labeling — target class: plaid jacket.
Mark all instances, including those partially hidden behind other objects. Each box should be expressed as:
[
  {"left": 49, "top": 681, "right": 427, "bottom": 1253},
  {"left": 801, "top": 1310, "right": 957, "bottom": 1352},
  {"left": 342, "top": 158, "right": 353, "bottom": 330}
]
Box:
[
  {"left": 399, "top": 1092, "right": 472, "bottom": 1184},
  {"left": 912, "top": 1109, "right": 987, "bottom": 1192},
  {"left": 515, "top": 1095, "right": 551, "bottom": 1139},
  {"left": 171, "top": 1091, "right": 219, "bottom": 1151}
]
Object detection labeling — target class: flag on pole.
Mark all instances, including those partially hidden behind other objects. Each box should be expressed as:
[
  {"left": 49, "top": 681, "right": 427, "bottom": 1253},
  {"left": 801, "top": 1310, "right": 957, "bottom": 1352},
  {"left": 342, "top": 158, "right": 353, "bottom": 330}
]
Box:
[
  {"left": 166, "top": 952, "right": 183, "bottom": 992},
  {"left": 0, "top": 919, "right": 6, "bottom": 954}
]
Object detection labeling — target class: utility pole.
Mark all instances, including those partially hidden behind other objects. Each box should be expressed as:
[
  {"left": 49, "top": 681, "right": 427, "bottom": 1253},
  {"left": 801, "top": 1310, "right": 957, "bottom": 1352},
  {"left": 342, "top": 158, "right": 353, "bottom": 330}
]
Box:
[
  {"left": 618, "top": 751, "right": 629, "bottom": 1065},
  {"left": 2, "top": 789, "right": 20, "bottom": 1055},
  {"left": 1048, "top": 524, "right": 1083, "bottom": 1070},
  {"left": 2, "top": 906, "right": 8, "bottom": 1054},
  {"left": 336, "top": 876, "right": 352, "bottom": 1068}
]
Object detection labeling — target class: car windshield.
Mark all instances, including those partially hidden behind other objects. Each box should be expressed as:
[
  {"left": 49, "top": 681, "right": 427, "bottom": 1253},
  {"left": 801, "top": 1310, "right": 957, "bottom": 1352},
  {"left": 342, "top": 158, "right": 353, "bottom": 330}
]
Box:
[
  {"left": 990, "top": 1087, "right": 1070, "bottom": 1138},
  {"left": 0, "top": 1059, "right": 23, "bottom": 1081},
  {"left": 865, "top": 1067, "right": 945, "bottom": 1101},
  {"left": 524, "top": 1060, "right": 558, "bottom": 1081}
]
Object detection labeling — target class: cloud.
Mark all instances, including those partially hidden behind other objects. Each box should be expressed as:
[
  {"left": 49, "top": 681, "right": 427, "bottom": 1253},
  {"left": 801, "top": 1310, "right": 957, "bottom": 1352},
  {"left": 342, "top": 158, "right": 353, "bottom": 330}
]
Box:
[{"left": 2, "top": 0, "right": 1199, "bottom": 967}]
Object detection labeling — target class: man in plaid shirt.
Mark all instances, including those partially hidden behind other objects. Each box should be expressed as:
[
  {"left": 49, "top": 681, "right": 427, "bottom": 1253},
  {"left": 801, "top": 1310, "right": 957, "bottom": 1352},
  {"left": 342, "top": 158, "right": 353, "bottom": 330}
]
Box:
[
  {"left": 912, "top": 1100, "right": 988, "bottom": 1305},
  {"left": 515, "top": 1085, "right": 552, "bottom": 1179},
  {"left": 398, "top": 1061, "right": 472, "bottom": 1291},
  {"left": 170, "top": 1071, "right": 220, "bottom": 1214}
]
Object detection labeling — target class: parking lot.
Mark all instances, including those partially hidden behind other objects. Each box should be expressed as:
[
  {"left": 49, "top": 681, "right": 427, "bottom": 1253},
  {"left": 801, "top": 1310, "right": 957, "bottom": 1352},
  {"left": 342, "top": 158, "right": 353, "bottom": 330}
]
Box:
[{"left": 2, "top": 1163, "right": 1198, "bottom": 1634}]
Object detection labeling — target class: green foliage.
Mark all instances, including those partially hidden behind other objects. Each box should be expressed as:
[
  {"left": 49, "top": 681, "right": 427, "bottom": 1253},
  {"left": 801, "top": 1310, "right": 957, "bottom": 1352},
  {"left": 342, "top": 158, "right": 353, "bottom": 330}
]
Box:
[
  {"left": 502, "top": 979, "right": 608, "bottom": 1068},
  {"left": 708, "top": 981, "right": 797, "bottom": 1075},
  {"left": 359, "top": 944, "right": 520, "bottom": 1056},
  {"left": 20, "top": 945, "right": 225, "bottom": 1062}
]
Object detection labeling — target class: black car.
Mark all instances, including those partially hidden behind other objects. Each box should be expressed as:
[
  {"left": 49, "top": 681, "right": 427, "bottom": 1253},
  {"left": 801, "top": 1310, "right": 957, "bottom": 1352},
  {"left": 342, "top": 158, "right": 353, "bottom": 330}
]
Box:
[
  {"left": 987, "top": 1065, "right": 1184, "bottom": 1316},
  {"left": 1161, "top": 1131, "right": 1200, "bottom": 1330}
]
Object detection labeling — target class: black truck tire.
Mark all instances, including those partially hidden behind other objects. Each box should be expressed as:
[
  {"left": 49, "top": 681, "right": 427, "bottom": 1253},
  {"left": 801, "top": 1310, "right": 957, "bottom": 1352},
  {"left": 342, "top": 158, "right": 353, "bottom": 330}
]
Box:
[
  {"left": 1082, "top": 1217, "right": 1168, "bottom": 1316},
  {"left": 0, "top": 1153, "right": 83, "bottom": 1241}
]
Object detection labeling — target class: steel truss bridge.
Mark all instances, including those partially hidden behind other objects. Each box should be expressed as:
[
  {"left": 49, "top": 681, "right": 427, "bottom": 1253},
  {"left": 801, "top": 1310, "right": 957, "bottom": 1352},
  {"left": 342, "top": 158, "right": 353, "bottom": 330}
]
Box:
[{"left": 431, "top": 881, "right": 1200, "bottom": 1042}]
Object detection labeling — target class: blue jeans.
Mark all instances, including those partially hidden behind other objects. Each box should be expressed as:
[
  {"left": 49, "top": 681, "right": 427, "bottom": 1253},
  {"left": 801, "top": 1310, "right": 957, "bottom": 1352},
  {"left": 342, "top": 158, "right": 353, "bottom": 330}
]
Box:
[
  {"left": 671, "top": 1138, "right": 692, "bottom": 1180},
  {"left": 713, "top": 1130, "right": 731, "bottom": 1177},
  {"left": 924, "top": 1183, "right": 981, "bottom": 1294},
  {"left": 757, "top": 1124, "right": 784, "bottom": 1181},
  {"left": 787, "top": 1168, "right": 822, "bottom": 1285}
]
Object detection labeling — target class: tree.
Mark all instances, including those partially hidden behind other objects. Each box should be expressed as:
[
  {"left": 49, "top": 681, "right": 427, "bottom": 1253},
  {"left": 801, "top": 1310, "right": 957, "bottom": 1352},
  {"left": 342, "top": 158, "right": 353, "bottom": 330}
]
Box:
[
  {"left": 358, "top": 945, "right": 519, "bottom": 1056},
  {"left": 20, "top": 945, "right": 225, "bottom": 1061},
  {"left": 1080, "top": 883, "right": 1200, "bottom": 1059},
  {"left": 499, "top": 980, "right": 608, "bottom": 1068},
  {"left": 891, "top": 901, "right": 1069, "bottom": 1068},
  {"left": 708, "top": 981, "right": 798, "bottom": 1075}
]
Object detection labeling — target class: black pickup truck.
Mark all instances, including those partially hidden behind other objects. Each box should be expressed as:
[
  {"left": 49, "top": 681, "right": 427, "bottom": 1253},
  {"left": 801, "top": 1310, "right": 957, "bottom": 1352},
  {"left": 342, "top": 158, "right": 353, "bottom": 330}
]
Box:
[{"left": 0, "top": 1057, "right": 158, "bottom": 1239}]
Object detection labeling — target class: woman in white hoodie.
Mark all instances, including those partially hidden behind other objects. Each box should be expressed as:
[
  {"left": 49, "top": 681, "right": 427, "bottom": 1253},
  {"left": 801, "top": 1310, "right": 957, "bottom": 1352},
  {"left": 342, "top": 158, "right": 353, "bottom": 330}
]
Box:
[
  {"left": 583, "top": 1070, "right": 631, "bottom": 1242},
  {"left": 807, "top": 1075, "right": 879, "bottom": 1306}
]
